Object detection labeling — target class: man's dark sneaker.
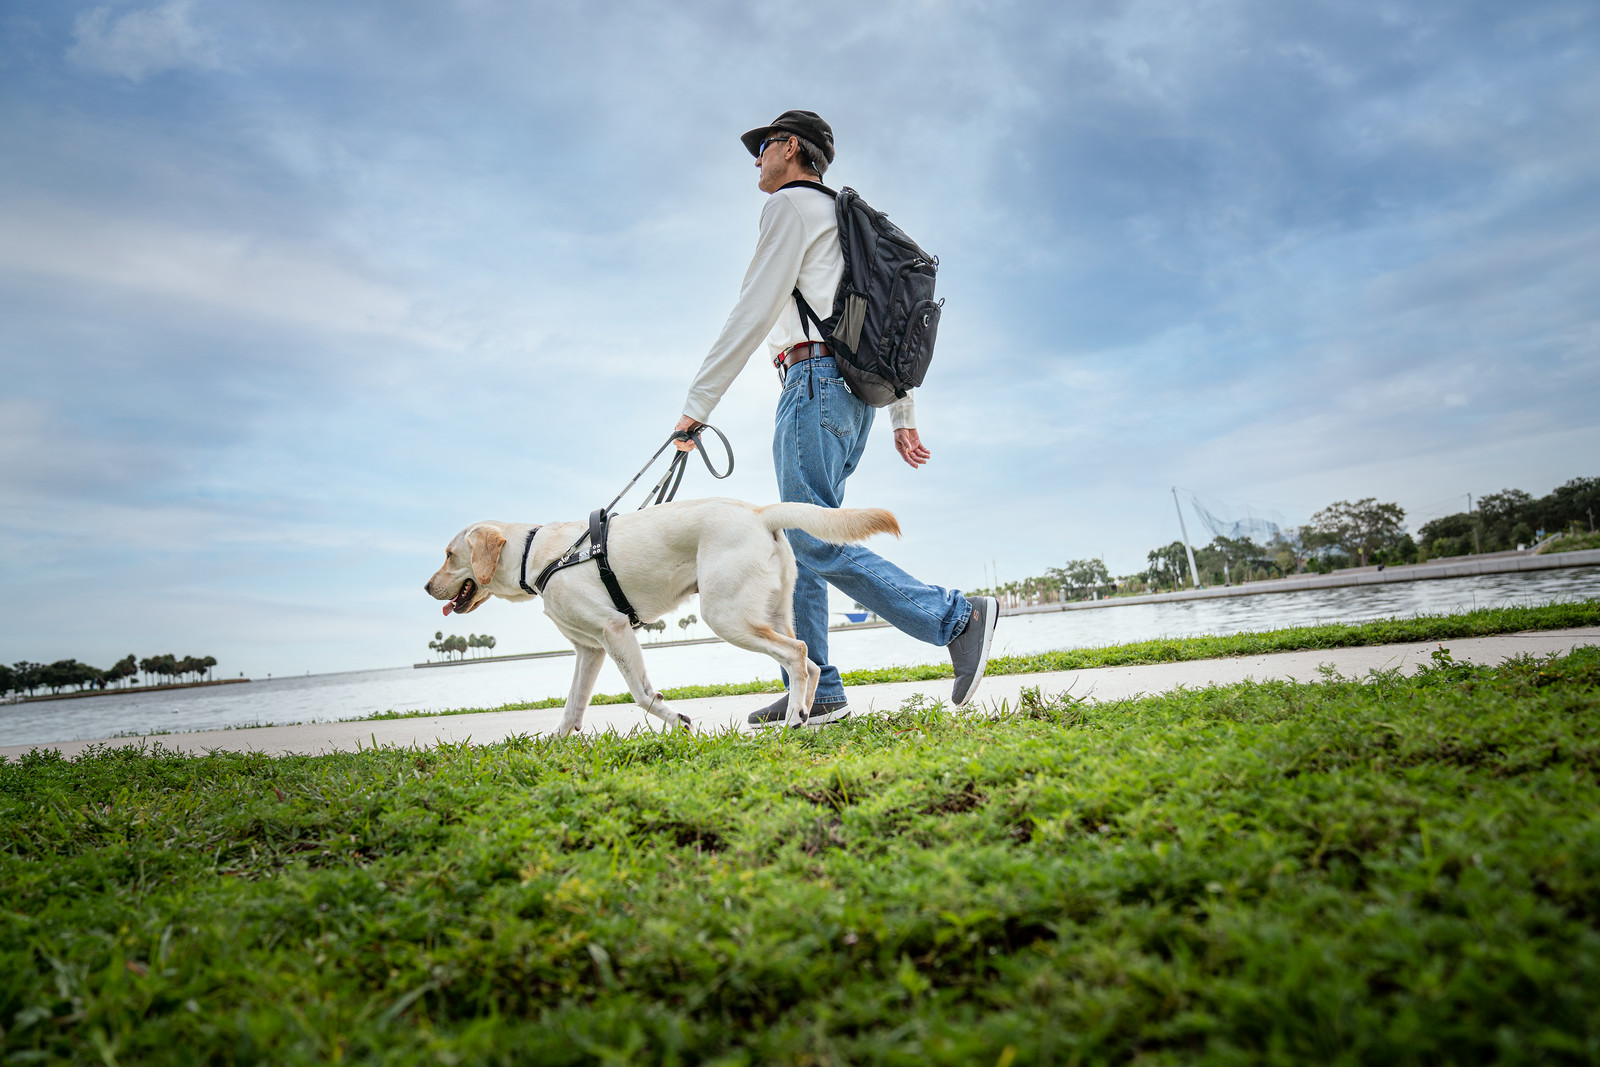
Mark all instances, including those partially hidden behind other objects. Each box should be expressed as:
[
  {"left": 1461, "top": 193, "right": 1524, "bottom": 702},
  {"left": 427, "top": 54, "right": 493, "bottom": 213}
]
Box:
[
  {"left": 948, "top": 596, "right": 999, "bottom": 706},
  {"left": 747, "top": 694, "right": 851, "bottom": 728}
]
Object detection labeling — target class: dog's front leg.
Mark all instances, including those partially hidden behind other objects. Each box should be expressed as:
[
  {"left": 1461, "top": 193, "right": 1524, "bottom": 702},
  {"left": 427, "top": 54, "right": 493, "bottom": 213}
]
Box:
[
  {"left": 598, "top": 622, "right": 692, "bottom": 732},
  {"left": 556, "top": 644, "right": 606, "bottom": 737}
]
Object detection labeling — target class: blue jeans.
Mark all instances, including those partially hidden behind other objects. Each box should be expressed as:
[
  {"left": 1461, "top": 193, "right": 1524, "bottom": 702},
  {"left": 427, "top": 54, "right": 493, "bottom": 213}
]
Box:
[{"left": 773, "top": 355, "right": 972, "bottom": 704}]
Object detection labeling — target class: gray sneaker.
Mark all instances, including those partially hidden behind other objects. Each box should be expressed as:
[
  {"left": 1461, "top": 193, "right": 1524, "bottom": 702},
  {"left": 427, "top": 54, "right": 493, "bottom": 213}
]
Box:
[
  {"left": 948, "top": 596, "right": 999, "bottom": 706},
  {"left": 747, "top": 694, "right": 851, "bottom": 728}
]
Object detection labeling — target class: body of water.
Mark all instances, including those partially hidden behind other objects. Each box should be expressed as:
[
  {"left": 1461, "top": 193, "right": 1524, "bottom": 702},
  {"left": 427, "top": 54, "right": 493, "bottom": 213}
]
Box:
[{"left": 5, "top": 567, "right": 1598, "bottom": 748}]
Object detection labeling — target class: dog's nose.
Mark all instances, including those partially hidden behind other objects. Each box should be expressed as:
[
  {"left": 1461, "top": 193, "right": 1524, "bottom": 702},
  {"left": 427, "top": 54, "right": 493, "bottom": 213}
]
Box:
[{"left": 422, "top": 580, "right": 432, "bottom": 594}]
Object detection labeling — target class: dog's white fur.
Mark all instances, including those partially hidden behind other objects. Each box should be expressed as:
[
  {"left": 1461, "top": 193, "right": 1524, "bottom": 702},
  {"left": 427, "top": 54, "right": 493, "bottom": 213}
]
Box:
[{"left": 424, "top": 498, "right": 899, "bottom": 734}]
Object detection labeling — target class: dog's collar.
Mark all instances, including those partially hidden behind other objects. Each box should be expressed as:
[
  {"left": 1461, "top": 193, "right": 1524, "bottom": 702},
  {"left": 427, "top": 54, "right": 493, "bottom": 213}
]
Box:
[{"left": 517, "top": 525, "right": 543, "bottom": 595}]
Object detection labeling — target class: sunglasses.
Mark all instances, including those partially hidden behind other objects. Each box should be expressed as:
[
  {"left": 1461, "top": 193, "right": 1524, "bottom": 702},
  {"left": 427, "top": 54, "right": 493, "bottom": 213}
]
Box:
[{"left": 758, "top": 135, "right": 794, "bottom": 155}]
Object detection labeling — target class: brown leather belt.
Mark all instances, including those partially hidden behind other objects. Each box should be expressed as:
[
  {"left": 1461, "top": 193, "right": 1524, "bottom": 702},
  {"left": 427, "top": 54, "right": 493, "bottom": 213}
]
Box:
[{"left": 777, "top": 340, "right": 829, "bottom": 370}]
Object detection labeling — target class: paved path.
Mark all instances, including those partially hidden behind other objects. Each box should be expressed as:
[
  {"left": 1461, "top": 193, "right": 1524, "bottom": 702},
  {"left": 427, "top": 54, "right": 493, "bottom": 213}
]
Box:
[{"left": 5, "top": 628, "right": 1596, "bottom": 761}]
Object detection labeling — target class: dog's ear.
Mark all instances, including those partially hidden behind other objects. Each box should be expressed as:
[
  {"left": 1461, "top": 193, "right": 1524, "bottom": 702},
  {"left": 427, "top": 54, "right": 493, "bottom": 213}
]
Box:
[{"left": 466, "top": 525, "right": 507, "bottom": 586}]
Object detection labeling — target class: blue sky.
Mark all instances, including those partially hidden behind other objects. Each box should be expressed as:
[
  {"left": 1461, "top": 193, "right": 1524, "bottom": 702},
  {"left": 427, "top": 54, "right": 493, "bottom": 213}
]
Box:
[{"left": 2, "top": 0, "right": 1597, "bottom": 677}]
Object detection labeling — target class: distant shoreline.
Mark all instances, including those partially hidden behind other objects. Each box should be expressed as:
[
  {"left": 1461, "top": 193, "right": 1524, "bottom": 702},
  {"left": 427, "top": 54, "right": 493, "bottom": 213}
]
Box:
[
  {"left": 11, "top": 678, "right": 251, "bottom": 703},
  {"left": 1003, "top": 546, "right": 1600, "bottom": 617}
]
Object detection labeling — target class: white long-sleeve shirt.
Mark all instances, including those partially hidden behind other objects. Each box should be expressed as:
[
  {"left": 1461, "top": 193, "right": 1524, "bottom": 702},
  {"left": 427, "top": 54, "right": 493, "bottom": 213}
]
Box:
[{"left": 682, "top": 183, "right": 915, "bottom": 430}]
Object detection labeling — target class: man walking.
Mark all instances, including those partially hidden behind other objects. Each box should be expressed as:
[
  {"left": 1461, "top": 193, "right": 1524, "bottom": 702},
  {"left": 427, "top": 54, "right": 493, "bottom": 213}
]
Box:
[{"left": 673, "top": 109, "right": 997, "bottom": 726}]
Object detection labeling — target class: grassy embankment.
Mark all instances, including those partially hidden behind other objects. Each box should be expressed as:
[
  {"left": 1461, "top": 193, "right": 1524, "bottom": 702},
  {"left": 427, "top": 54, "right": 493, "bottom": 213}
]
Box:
[
  {"left": 363, "top": 599, "right": 1600, "bottom": 721},
  {"left": 1547, "top": 532, "right": 1600, "bottom": 554},
  {"left": 3, "top": 643, "right": 1599, "bottom": 1062}
]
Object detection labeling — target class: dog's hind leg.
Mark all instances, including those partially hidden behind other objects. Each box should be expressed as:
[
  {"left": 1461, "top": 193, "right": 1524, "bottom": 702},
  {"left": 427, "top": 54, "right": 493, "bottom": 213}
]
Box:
[
  {"left": 769, "top": 550, "right": 821, "bottom": 713},
  {"left": 800, "top": 656, "right": 821, "bottom": 716},
  {"left": 713, "top": 622, "right": 817, "bottom": 728},
  {"left": 598, "top": 620, "right": 692, "bottom": 732},
  {"left": 556, "top": 643, "right": 605, "bottom": 737},
  {"left": 702, "top": 540, "right": 817, "bottom": 728}
]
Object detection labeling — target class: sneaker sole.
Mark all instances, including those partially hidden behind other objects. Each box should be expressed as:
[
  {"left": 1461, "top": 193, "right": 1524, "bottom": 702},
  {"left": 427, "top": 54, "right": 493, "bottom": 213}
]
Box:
[
  {"left": 751, "top": 706, "right": 851, "bottom": 729},
  {"left": 804, "top": 706, "right": 851, "bottom": 727},
  {"left": 954, "top": 599, "right": 998, "bottom": 707}
]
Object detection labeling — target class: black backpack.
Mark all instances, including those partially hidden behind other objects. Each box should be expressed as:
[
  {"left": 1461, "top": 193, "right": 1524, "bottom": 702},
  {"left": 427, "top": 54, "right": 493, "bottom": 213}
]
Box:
[{"left": 788, "top": 183, "right": 942, "bottom": 407}]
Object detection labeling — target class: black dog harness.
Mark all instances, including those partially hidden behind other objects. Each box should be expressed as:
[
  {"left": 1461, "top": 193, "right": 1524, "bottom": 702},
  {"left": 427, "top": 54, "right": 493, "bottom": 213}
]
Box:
[
  {"left": 517, "top": 510, "right": 639, "bottom": 626},
  {"left": 514, "top": 427, "right": 733, "bottom": 629}
]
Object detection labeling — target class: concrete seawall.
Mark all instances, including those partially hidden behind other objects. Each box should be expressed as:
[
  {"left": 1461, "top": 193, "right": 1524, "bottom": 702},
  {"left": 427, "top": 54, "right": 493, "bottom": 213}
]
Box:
[
  {"left": 10, "top": 677, "right": 251, "bottom": 704},
  {"left": 1008, "top": 548, "right": 1600, "bottom": 617}
]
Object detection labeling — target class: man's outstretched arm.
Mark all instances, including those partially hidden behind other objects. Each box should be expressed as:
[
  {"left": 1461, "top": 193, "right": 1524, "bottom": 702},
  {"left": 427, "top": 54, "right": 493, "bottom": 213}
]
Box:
[{"left": 674, "top": 196, "right": 807, "bottom": 451}]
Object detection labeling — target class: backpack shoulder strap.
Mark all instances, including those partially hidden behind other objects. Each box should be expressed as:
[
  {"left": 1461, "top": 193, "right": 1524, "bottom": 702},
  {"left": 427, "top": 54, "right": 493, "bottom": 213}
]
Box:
[
  {"left": 792, "top": 287, "right": 828, "bottom": 339},
  {"left": 777, "top": 179, "right": 837, "bottom": 197},
  {"left": 779, "top": 181, "right": 842, "bottom": 340}
]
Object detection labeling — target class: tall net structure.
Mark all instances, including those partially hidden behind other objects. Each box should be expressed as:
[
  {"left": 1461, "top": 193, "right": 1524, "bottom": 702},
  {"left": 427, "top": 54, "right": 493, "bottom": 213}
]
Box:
[{"left": 1181, "top": 491, "right": 1302, "bottom": 546}]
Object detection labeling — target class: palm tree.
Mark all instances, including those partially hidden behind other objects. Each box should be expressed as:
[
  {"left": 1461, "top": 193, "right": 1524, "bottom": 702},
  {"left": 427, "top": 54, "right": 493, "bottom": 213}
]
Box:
[
  {"left": 678, "top": 613, "right": 698, "bottom": 637},
  {"left": 107, "top": 654, "right": 137, "bottom": 688}
]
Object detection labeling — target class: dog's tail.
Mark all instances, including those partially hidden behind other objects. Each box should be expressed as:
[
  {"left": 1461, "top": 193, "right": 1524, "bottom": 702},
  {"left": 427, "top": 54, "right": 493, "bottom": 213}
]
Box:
[{"left": 757, "top": 502, "right": 901, "bottom": 544}]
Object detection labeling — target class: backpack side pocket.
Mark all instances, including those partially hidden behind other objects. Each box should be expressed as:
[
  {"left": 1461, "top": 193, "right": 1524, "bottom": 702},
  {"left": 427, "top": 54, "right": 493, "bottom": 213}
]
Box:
[
  {"left": 835, "top": 291, "right": 868, "bottom": 355},
  {"left": 894, "top": 299, "right": 942, "bottom": 390}
]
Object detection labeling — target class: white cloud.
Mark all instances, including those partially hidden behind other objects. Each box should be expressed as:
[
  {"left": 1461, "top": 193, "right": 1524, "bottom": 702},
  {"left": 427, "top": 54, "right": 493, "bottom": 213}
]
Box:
[
  {"left": 0, "top": 198, "right": 440, "bottom": 344},
  {"left": 67, "top": 0, "right": 221, "bottom": 82}
]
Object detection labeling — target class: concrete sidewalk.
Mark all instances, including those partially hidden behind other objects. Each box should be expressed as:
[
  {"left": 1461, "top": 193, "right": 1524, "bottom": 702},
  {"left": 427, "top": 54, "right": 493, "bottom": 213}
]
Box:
[{"left": 5, "top": 627, "right": 1596, "bottom": 761}]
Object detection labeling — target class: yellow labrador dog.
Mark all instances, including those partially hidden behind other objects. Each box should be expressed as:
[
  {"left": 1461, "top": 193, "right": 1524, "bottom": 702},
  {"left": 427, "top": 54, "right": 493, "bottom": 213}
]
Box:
[{"left": 425, "top": 499, "right": 898, "bottom": 735}]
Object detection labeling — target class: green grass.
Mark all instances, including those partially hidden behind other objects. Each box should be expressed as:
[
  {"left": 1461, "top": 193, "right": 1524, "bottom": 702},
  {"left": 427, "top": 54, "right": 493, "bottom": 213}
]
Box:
[
  {"left": 4, "top": 644, "right": 1600, "bottom": 1063},
  {"left": 359, "top": 599, "right": 1600, "bottom": 721},
  {"left": 1546, "top": 532, "right": 1600, "bottom": 554}
]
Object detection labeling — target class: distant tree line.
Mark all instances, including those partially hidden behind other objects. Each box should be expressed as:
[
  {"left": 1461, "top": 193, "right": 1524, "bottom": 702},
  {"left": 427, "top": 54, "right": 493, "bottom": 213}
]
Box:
[
  {"left": 970, "top": 558, "right": 1117, "bottom": 607},
  {"left": 424, "top": 616, "right": 707, "bottom": 658},
  {"left": 635, "top": 615, "right": 697, "bottom": 640},
  {"left": 428, "top": 632, "right": 497, "bottom": 661},
  {"left": 1, "top": 653, "right": 219, "bottom": 698},
  {"left": 1415, "top": 478, "right": 1598, "bottom": 558},
  {"left": 973, "top": 476, "right": 1597, "bottom": 605}
]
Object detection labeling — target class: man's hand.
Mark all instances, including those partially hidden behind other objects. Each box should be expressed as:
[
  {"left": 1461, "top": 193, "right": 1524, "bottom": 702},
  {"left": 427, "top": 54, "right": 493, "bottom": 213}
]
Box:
[
  {"left": 673, "top": 415, "right": 703, "bottom": 452},
  {"left": 894, "top": 428, "right": 931, "bottom": 468}
]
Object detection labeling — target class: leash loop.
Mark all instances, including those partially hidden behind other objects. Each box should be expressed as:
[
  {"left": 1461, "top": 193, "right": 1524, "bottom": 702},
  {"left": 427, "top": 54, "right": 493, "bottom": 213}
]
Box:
[
  {"left": 601, "top": 423, "right": 734, "bottom": 516},
  {"left": 639, "top": 424, "right": 734, "bottom": 510}
]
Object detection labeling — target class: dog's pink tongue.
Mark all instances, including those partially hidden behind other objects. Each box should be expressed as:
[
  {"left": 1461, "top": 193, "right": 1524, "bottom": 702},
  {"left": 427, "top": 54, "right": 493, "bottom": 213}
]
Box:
[{"left": 442, "top": 603, "right": 455, "bottom": 616}]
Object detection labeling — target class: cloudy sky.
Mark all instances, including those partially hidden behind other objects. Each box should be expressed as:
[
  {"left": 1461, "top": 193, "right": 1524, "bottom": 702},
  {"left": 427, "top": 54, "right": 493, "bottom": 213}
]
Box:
[{"left": 2, "top": 0, "right": 1596, "bottom": 677}]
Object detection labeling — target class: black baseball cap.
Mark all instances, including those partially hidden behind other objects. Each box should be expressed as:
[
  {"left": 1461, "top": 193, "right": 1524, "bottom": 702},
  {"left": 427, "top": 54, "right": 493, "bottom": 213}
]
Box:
[{"left": 740, "top": 110, "right": 835, "bottom": 164}]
